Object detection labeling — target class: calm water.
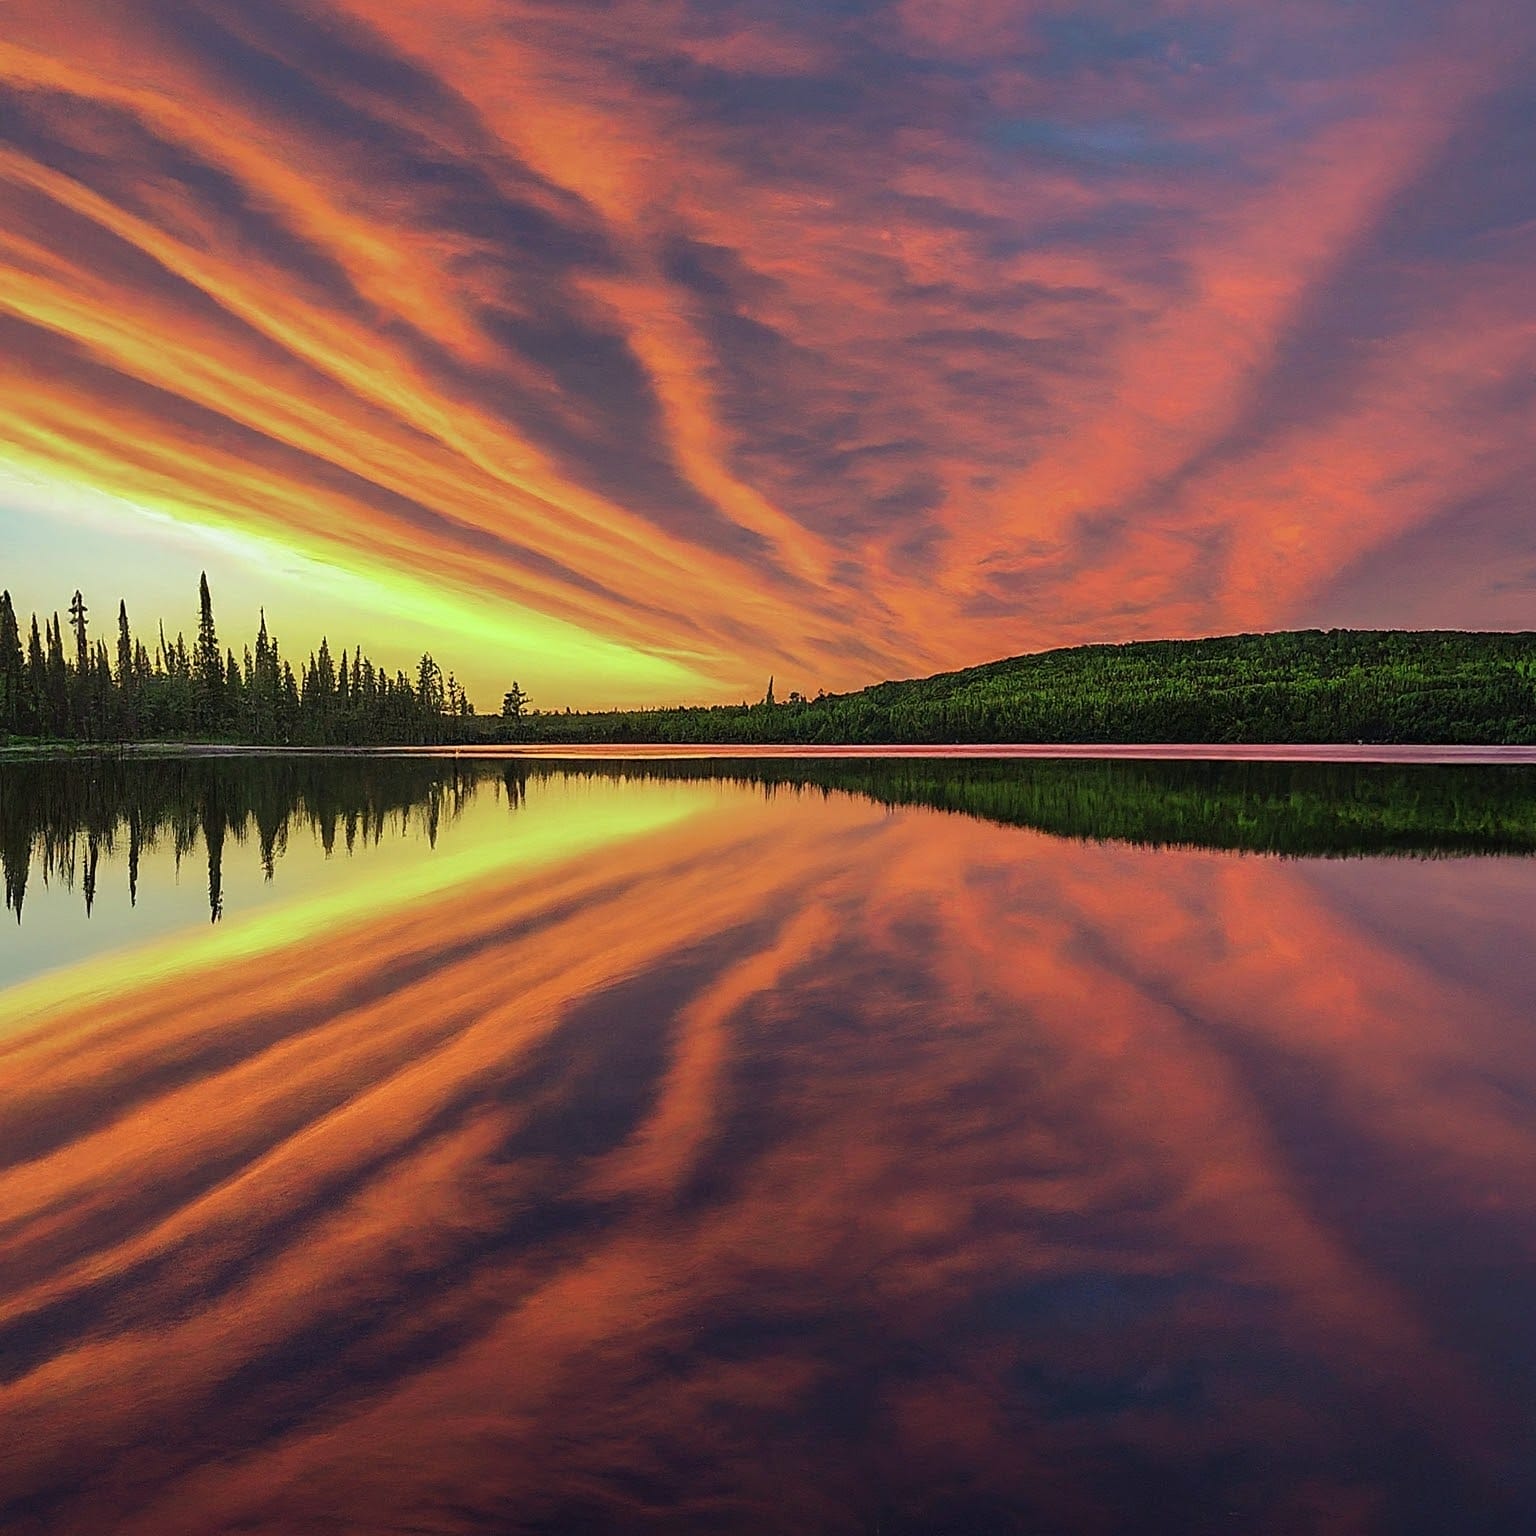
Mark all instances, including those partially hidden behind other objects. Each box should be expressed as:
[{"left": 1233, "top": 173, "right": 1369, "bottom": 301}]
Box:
[{"left": 2, "top": 753, "right": 1535, "bottom": 1535}]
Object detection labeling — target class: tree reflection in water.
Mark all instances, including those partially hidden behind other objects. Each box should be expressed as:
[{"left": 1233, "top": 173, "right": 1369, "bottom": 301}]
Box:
[
  {"left": 7, "top": 752, "right": 1536, "bottom": 923},
  {"left": 1, "top": 754, "right": 1534, "bottom": 1534}
]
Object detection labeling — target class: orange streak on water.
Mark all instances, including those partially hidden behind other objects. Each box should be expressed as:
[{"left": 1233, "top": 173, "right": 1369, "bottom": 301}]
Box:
[{"left": 1, "top": 791, "right": 1534, "bottom": 1531}]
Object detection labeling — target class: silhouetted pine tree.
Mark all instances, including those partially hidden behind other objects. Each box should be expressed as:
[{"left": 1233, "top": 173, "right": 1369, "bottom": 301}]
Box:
[
  {"left": 65, "top": 594, "right": 90, "bottom": 733},
  {"left": 25, "top": 616, "right": 45, "bottom": 736},
  {"left": 45, "top": 614, "right": 69, "bottom": 735},
  {"left": 0, "top": 591, "right": 22, "bottom": 733},
  {"left": 194, "top": 572, "right": 223, "bottom": 733},
  {"left": 115, "top": 600, "right": 137, "bottom": 738}
]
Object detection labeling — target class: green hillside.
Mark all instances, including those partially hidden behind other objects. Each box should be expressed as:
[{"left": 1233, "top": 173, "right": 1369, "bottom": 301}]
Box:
[{"left": 500, "top": 629, "right": 1536, "bottom": 745}]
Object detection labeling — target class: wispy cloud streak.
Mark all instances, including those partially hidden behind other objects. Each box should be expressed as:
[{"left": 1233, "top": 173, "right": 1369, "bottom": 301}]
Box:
[{"left": 0, "top": 0, "right": 1531, "bottom": 692}]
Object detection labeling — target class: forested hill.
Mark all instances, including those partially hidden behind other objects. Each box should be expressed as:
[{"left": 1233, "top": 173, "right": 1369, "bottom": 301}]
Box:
[{"left": 504, "top": 630, "right": 1536, "bottom": 745}]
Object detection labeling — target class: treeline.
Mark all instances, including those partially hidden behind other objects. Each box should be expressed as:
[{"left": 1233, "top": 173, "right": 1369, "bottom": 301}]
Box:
[
  {"left": 7, "top": 591, "right": 1535, "bottom": 748},
  {"left": 0, "top": 575, "right": 477, "bottom": 745},
  {"left": 494, "top": 630, "right": 1536, "bottom": 746},
  {"left": 10, "top": 753, "right": 1536, "bottom": 925}
]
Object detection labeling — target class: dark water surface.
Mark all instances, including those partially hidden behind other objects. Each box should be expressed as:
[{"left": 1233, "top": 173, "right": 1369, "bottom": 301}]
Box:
[{"left": 2, "top": 754, "right": 1535, "bottom": 1534}]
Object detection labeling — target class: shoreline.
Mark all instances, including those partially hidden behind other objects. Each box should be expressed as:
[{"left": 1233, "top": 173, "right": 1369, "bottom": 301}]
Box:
[{"left": 7, "top": 741, "right": 1536, "bottom": 766}]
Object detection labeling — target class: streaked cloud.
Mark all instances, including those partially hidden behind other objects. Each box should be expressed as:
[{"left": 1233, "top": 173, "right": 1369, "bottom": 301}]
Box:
[{"left": 0, "top": 0, "right": 1531, "bottom": 700}]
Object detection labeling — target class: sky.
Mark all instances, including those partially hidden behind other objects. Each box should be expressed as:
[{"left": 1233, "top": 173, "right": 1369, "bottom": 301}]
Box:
[{"left": 0, "top": 0, "right": 1532, "bottom": 707}]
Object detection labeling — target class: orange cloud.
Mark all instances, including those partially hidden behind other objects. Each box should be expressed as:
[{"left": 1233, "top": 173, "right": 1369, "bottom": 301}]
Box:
[{"left": 0, "top": 0, "right": 1531, "bottom": 702}]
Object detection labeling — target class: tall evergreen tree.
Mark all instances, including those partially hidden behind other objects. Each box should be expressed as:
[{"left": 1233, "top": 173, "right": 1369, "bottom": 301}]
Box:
[
  {"left": 417, "top": 653, "right": 443, "bottom": 718},
  {"left": 0, "top": 591, "right": 22, "bottom": 732},
  {"left": 25, "top": 615, "right": 45, "bottom": 735},
  {"left": 194, "top": 572, "right": 223, "bottom": 731},
  {"left": 67, "top": 590, "right": 92, "bottom": 734},
  {"left": 281, "top": 659, "right": 300, "bottom": 727},
  {"left": 115, "top": 600, "right": 136, "bottom": 737},
  {"left": 115, "top": 600, "right": 133, "bottom": 688},
  {"left": 68, "top": 590, "right": 89, "bottom": 673},
  {"left": 251, "top": 609, "right": 276, "bottom": 742},
  {"left": 316, "top": 637, "right": 336, "bottom": 699},
  {"left": 45, "top": 614, "right": 69, "bottom": 734}
]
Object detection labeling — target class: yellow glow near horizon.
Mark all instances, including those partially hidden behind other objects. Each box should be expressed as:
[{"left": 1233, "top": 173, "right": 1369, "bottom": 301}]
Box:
[
  {"left": 0, "top": 460, "right": 718, "bottom": 709},
  {"left": 0, "top": 774, "right": 714, "bottom": 1038},
  {"left": 1, "top": 0, "right": 1532, "bottom": 706}
]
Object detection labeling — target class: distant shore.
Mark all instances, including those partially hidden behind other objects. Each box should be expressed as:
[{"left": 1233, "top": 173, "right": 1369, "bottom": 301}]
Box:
[
  {"left": 7, "top": 740, "right": 1536, "bottom": 767},
  {"left": 7, "top": 628, "right": 1534, "bottom": 751}
]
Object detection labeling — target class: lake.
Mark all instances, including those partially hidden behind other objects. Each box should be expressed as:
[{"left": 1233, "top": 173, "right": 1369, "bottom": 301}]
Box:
[{"left": 2, "top": 751, "right": 1535, "bottom": 1534}]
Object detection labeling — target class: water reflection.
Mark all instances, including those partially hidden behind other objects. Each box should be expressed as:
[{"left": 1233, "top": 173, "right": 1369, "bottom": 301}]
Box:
[
  {"left": 1, "top": 757, "right": 1534, "bottom": 1533},
  {"left": 8, "top": 754, "right": 1536, "bottom": 925},
  {"left": 1, "top": 756, "right": 526, "bottom": 924}
]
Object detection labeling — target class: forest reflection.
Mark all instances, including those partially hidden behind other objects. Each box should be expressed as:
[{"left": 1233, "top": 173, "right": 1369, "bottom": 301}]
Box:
[
  {"left": 6, "top": 753, "right": 1536, "bottom": 925},
  {"left": 2, "top": 755, "right": 1535, "bottom": 1533}
]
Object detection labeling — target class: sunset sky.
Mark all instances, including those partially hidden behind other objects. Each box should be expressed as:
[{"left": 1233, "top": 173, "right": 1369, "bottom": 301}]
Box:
[{"left": 0, "top": 0, "right": 1532, "bottom": 706}]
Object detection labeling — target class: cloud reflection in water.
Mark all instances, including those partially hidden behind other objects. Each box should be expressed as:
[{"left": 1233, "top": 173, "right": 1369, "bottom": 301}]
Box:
[{"left": 1, "top": 764, "right": 1534, "bottom": 1533}]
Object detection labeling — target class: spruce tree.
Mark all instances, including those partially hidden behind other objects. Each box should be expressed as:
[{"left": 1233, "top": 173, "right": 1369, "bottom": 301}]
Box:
[
  {"left": 67, "top": 591, "right": 90, "bottom": 734},
  {"left": 115, "top": 600, "right": 136, "bottom": 737},
  {"left": 25, "top": 616, "right": 45, "bottom": 735},
  {"left": 45, "top": 614, "right": 69, "bottom": 734},
  {"left": 115, "top": 601, "right": 133, "bottom": 687},
  {"left": 194, "top": 572, "right": 223, "bottom": 732},
  {"left": 0, "top": 591, "right": 22, "bottom": 732},
  {"left": 68, "top": 590, "right": 89, "bottom": 673}
]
